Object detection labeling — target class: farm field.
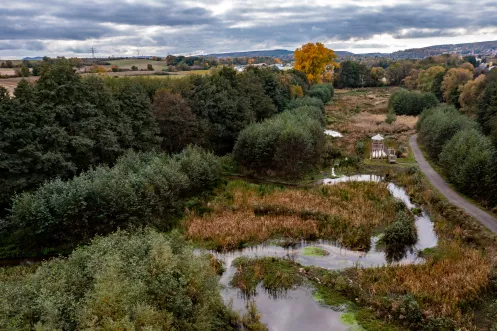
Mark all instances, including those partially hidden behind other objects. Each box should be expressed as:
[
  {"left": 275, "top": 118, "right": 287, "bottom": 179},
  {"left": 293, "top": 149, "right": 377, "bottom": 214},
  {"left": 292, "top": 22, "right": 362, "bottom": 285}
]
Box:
[
  {"left": 89, "top": 69, "right": 211, "bottom": 78},
  {"left": 107, "top": 58, "right": 169, "bottom": 71},
  {"left": 0, "top": 68, "right": 210, "bottom": 95},
  {"left": 0, "top": 76, "right": 38, "bottom": 95}
]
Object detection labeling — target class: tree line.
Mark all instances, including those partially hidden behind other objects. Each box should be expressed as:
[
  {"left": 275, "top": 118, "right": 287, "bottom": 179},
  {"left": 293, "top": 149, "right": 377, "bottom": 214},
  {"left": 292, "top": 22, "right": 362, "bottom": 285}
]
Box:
[
  {"left": 0, "top": 60, "right": 310, "bottom": 211},
  {"left": 0, "top": 58, "right": 319, "bottom": 257},
  {"left": 417, "top": 105, "right": 497, "bottom": 208}
]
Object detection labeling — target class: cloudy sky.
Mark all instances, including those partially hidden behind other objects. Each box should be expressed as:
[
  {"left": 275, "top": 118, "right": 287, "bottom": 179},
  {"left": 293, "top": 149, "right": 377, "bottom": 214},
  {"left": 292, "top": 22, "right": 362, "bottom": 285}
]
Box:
[{"left": 1, "top": 0, "right": 497, "bottom": 58}]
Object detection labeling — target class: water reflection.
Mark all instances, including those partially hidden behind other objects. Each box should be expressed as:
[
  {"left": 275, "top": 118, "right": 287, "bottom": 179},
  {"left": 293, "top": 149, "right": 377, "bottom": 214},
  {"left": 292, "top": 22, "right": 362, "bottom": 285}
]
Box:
[
  {"left": 214, "top": 175, "right": 438, "bottom": 330},
  {"left": 225, "top": 285, "right": 348, "bottom": 331}
]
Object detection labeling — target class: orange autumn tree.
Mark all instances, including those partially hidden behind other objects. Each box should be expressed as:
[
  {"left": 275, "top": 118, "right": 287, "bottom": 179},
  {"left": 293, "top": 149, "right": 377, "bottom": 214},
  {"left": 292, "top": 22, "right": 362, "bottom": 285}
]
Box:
[{"left": 294, "top": 42, "right": 338, "bottom": 83}]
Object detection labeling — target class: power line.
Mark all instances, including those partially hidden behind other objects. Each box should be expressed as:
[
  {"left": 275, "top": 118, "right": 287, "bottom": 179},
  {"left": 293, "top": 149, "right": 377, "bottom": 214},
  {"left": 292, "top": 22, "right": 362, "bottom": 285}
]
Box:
[{"left": 90, "top": 47, "right": 96, "bottom": 59}]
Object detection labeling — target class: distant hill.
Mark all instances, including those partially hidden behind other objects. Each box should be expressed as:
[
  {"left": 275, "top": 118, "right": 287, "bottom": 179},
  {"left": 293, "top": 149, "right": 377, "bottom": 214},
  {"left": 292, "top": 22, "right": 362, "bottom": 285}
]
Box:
[
  {"left": 389, "top": 40, "right": 497, "bottom": 59},
  {"left": 205, "top": 49, "right": 353, "bottom": 59},
  {"left": 204, "top": 40, "right": 497, "bottom": 60},
  {"left": 206, "top": 49, "right": 294, "bottom": 59},
  {"left": 22, "top": 57, "right": 44, "bottom": 61}
]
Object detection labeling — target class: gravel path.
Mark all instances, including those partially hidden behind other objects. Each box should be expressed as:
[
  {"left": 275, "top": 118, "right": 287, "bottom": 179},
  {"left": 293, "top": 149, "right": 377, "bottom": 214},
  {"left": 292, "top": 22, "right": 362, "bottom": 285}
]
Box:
[{"left": 410, "top": 134, "right": 497, "bottom": 234}]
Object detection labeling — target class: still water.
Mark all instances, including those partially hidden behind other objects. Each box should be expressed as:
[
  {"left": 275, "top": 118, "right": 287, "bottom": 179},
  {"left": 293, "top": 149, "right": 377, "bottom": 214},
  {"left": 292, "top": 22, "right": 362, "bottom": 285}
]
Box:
[{"left": 213, "top": 175, "right": 438, "bottom": 331}]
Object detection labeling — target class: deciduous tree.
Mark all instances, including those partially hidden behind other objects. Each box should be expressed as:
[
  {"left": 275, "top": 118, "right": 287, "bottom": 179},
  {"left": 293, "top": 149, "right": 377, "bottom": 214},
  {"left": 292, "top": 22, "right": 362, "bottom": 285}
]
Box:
[
  {"left": 294, "top": 42, "right": 338, "bottom": 83},
  {"left": 417, "top": 66, "right": 445, "bottom": 92},
  {"left": 152, "top": 89, "right": 200, "bottom": 153},
  {"left": 441, "top": 68, "right": 473, "bottom": 106},
  {"left": 459, "top": 74, "right": 486, "bottom": 117}
]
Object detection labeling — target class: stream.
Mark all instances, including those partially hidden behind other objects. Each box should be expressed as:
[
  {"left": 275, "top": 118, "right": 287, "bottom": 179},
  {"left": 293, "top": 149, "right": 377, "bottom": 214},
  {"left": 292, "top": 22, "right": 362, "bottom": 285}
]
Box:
[{"left": 213, "top": 174, "right": 438, "bottom": 331}]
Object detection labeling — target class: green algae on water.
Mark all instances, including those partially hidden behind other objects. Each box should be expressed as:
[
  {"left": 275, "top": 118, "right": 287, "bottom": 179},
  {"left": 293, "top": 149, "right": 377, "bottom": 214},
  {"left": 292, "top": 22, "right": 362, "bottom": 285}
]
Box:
[
  {"left": 340, "top": 312, "right": 365, "bottom": 331},
  {"left": 302, "top": 246, "right": 330, "bottom": 256}
]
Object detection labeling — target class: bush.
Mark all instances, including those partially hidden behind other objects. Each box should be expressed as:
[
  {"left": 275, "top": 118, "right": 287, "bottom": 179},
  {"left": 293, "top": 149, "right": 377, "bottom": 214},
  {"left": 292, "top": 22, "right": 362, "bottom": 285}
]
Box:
[
  {"left": 0, "top": 229, "right": 237, "bottom": 330},
  {"left": 0, "top": 147, "right": 220, "bottom": 257},
  {"left": 287, "top": 96, "right": 325, "bottom": 113},
  {"left": 389, "top": 89, "right": 439, "bottom": 116},
  {"left": 356, "top": 141, "right": 366, "bottom": 156},
  {"left": 385, "top": 110, "right": 397, "bottom": 124},
  {"left": 439, "top": 129, "right": 497, "bottom": 206},
  {"left": 307, "top": 84, "right": 333, "bottom": 103},
  {"left": 290, "top": 85, "right": 304, "bottom": 98},
  {"left": 379, "top": 211, "right": 418, "bottom": 262},
  {"left": 287, "top": 105, "right": 325, "bottom": 125},
  {"left": 417, "top": 105, "right": 478, "bottom": 161},
  {"left": 234, "top": 107, "right": 325, "bottom": 178}
]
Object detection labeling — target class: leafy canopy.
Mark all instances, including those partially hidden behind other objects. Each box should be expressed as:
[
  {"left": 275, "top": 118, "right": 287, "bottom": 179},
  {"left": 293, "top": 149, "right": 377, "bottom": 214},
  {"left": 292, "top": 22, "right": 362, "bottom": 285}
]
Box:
[{"left": 294, "top": 42, "right": 338, "bottom": 83}]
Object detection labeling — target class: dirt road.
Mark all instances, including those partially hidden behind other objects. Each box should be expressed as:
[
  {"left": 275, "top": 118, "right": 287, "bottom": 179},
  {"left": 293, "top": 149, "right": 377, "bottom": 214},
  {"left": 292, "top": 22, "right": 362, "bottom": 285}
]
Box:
[{"left": 410, "top": 134, "right": 497, "bottom": 234}]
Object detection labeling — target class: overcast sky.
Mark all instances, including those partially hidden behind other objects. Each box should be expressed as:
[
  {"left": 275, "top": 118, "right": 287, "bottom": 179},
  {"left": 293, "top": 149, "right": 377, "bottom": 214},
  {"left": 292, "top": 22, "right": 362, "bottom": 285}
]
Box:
[{"left": 1, "top": 0, "right": 497, "bottom": 59}]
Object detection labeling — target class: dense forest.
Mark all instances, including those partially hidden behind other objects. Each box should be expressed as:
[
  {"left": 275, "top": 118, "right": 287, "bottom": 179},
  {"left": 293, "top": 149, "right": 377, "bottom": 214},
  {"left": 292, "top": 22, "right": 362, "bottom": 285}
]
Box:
[{"left": 0, "top": 58, "right": 327, "bottom": 257}]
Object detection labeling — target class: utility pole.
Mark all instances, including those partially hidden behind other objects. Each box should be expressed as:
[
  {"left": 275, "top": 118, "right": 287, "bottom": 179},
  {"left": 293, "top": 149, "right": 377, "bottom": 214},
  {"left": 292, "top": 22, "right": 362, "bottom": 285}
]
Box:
[{"left": 90, "top": 47, "right": 96, "bottom": 59}]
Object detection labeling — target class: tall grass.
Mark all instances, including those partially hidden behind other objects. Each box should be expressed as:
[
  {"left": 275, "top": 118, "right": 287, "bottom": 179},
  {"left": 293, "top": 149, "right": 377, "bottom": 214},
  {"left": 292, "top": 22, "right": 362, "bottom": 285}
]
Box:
[
  {"left": 353, "top": 243, "right": 491, "bottom": 326},
  {"left": 185, "top": 181, "right": 398, "bottom": 250}
]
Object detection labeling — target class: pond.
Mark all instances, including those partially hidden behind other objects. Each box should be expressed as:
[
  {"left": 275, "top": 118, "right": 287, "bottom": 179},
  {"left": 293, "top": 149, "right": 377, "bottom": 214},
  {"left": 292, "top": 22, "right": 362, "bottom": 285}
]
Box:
[{"left": 213, "top": 175, "right": 438, "bottom": 330}]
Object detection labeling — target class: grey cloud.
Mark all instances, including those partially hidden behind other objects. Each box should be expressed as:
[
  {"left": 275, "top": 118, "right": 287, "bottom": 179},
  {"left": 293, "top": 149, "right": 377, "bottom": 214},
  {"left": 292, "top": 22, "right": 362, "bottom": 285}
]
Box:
[
  {"left": 53, "top": 2, "right": 216, "bottom": 26},
  {"left": 1, "top": 0, "right": 497, "bottom": 56},
  {"left": 0, "top": 40, "right": 45, "bottom": 51}
]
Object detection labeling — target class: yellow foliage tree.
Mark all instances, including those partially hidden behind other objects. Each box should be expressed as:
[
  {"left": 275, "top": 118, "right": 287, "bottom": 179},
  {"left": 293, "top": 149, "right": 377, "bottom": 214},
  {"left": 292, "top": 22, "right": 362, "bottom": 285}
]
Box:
[
  {"left": 274, "top": 57, "right": 282, "bottom": 64},
  {"left": 248, "top": 58, "right": 255, "bottom": 65},
  {"left": 417, "top": 66, "right": 446, "bottom": 92},
  {"left": 459, "top": 74, "right": 486, "bottom": 117},
  {"left": 441, "top": 68, "right": 473, "bottom": 104},
  {"left": 294, "top": 42, "right": 338, "bottom": 83},
  {"left": 370, "top": 67, "right": 386, "bottom": 84}
]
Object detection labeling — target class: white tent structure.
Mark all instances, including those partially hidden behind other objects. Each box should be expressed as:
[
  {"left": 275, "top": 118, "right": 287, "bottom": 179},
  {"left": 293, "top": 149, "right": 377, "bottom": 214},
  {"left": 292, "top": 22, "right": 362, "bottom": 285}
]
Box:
[
  {"left": 371, "top": 134, "right": 384, "bottom": 141},
  {"left": 371, "top": 134, "right": 387, "bottom": 159}
]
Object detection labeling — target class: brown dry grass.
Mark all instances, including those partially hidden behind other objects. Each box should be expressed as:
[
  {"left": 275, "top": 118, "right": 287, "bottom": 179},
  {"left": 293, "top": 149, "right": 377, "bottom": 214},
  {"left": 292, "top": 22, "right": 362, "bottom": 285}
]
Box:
[
  {"left": 341, "top": 112, "right": 417, "bottom": 135},
  {"left": 330, "top": 87, "right": 395, "bottom": 114},
  {"left": 0, "top": 77, "right": 38, "bottom": 95},
  {"left": 185, "top": 181, "right": 398, "bottom": 250},
  {"left": 353, "top": 243, "right": 492, "bottom": 324},
  {"left": 187, "top": 210, "right": 320, "bottom": 250},
  {"left": 326, "top": 88, "right": 416, "bottom": 156}
]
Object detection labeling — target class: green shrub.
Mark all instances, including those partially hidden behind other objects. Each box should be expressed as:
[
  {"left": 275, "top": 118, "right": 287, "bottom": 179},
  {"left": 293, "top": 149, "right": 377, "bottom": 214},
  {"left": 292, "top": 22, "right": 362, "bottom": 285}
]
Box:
[
  {"left": 234, "top": 107, "right": 325, "bottom": 178},
  {"left": 307, "top": 84, "right": 333, "bottom": 103},
  {"left": 321, "top": 83, "right": 334, "bottom": 99},
  {"left": 287, "top": 105, "right": 325, "bottom": 125},
  {"left": 356, "top": 141, "right": 366, "bottom": 156},
  {"left": 287, "top": 96, "right": 325, "bottom": 112},
  {"left": 418, "top": 105, "right": 478, "bottom": 161},
  {"left": 385, "top": 110, "right": 397, "bottom": 124},
  {"left": 0, "top": 229, "right": 238, "bottom": 330},
  {"left": 379, "top": 211, "right": 418, "bottom": 262},
  {"left": 0, "top": 147, "right": 220, "bottom": 257},
  {"left": 389, "top": 89, "right": 439, "bottom": 116},
  {"left": 439, "top": 129, "right": 497, "bottom": 206}
]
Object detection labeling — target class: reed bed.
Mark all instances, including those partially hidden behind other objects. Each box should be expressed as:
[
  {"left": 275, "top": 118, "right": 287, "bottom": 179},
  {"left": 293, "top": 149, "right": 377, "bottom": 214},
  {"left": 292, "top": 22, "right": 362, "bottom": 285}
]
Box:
[
  {"left": 352, "top": 243, "right": 492, "bottom": 325},
  {"left": 230, "top": 257, "right": 301, "bottom": 297},
  {"left": 185, "top": 181, "right": 398, "bottom": 250},
  {"left": 186, "top": 210, "right": 320, "bottom": 250}
]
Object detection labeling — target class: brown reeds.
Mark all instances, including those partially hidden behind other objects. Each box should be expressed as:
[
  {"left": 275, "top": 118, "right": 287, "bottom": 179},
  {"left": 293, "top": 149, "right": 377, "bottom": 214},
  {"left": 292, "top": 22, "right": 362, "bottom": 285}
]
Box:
[
  {"left": 185, "top": 181, "right": 398, "bottom": 250},
  {"left": 353, "top": 243, "right": 492, "bottom": 324}
]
